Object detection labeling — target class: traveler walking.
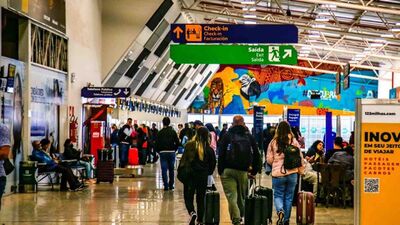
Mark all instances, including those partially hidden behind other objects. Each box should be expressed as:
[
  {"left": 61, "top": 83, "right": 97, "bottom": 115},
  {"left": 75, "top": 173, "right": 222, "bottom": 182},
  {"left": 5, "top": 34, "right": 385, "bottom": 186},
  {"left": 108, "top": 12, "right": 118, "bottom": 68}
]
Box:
[
  {"left": 118, "top": 118, "right": 133, "bottom": 168},
  {"left": 266, "top": 121, "right": 305, "bottom": 225},
  {"left": 148, "top": 123, "right": 159, "bottom": 163},
  {"left": 179, "top": 127, "right": 216, "bottom": 225},
  {"left": 218, "top": 115, "right": 261, "bottom": 225},
  {"left": 155, "top": 117, "right": 180, "bottom": 191}
]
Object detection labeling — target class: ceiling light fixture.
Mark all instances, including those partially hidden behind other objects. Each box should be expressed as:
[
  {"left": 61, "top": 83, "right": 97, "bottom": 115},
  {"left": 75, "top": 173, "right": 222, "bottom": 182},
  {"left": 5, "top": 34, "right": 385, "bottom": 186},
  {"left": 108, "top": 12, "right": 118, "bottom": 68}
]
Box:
[
  {"left": 241, "top": 0, "right": 255, "bottom": 5},
  {"left": 312, "top": 24, "right": 326, "bottom": 28},
  {"left": 390, "top": 28, "right": 400, "bottom": 32},
  {"left": 243, "top": 14, "right": 257, "bottom": 18},
  {"left": 381, "top": 34, "right": 394, "bottom": 38},
  {"left": 244, "top": 21, "right": 257, "bottom": 24}
]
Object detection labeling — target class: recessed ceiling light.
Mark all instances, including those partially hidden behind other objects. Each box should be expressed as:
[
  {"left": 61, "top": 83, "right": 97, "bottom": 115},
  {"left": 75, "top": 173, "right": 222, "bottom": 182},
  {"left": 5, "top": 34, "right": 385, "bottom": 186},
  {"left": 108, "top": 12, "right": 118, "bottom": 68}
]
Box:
[
  {"left": 381, "top": 34, "right": 394, "bottom": 38},
  {"left": 244, "top": 21, "right": 257, "bottom": 24}
]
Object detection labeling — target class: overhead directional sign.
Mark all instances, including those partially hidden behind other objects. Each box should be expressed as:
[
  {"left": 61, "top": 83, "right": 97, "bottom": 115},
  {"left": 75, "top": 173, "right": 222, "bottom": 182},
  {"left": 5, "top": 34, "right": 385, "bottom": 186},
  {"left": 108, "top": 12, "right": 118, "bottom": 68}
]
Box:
[
  {"left": 171, "top": 24, "right": 298, "bottom": 44},
  {"left": 81, "top": 87, "right": 131, "bottom": 98},
  {"left": 170, "top": 44, "right": 297, "bottom": 65}
]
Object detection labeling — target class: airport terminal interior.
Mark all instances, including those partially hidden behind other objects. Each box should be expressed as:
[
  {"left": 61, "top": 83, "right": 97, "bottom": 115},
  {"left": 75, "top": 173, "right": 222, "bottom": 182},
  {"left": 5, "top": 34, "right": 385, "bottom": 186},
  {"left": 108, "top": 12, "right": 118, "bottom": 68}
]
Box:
[{"left": 0, "top": 0, "right": 400, "bottom": 224}]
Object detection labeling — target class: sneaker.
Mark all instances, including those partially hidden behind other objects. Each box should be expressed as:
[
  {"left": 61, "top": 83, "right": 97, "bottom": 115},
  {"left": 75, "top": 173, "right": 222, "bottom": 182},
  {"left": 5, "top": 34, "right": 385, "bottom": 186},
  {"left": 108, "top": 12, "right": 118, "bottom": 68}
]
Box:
[
  {"left": 164, "top": 187, "right": 169, "bottom": 191},
  {"left": 189, "top": 212, "right": 197, "bottom": 225},
  {"left": 276, "top": 210, "right": 284, "bottom": 225},
  {"left": 284, "top": 220, "right": 290, "bottom": 225}
]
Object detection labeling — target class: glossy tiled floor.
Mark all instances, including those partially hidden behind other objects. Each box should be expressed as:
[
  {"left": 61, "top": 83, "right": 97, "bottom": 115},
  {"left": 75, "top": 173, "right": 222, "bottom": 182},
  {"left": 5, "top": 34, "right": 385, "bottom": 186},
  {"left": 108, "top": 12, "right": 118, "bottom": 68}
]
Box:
[{"left": 0, "top": 164, "right": 354, "bottom": 225}]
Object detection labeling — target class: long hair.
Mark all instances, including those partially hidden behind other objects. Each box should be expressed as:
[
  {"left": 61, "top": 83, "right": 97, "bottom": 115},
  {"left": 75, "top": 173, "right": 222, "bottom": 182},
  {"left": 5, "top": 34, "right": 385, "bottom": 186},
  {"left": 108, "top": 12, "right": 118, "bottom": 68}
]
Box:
[
  {"left": 193, "top": 127, "right": 210, "bottom": 161},
  {"left": 274, "top": 121, "right": 294, "bottom": 154},
  {"left": 310, "top": 140, "right": 324, "bottom": 152}
]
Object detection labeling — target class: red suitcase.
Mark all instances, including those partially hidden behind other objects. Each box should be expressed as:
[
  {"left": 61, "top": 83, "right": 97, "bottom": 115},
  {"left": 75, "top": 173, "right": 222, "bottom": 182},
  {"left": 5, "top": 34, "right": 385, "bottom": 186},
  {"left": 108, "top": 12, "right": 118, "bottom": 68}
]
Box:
[
  {"left": 296, "top": 178, "right": 315, "bottom": 225},
  {"left": 128, "top": 148, "right": 139, "bottom": 165}
]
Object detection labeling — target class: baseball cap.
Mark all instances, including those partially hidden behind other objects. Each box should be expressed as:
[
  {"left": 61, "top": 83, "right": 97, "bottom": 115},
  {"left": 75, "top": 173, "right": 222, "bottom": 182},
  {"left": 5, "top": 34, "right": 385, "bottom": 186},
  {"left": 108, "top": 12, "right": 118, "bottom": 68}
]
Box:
[{"left": 0, "top": 123, "right": 11, "bottom": 147}]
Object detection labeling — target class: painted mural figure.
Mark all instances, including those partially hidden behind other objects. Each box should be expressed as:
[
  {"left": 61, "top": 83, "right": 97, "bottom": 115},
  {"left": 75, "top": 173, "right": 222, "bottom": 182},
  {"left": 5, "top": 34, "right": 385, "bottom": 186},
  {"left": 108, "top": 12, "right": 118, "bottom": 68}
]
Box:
[
  {"left": 238, "top": 74, "right": 261, "bottom": 103},
  {"left": 208, "top": 78, "right": 224, "bottom": 114}
]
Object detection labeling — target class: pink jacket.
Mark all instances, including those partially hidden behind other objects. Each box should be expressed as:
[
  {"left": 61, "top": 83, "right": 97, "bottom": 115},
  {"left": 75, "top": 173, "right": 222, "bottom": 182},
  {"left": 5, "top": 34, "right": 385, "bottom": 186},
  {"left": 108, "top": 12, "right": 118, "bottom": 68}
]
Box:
[
  {"left": 266, "top": 137, "right": 305, "bottom": 177},
  {"left": 210, "top": 131, "right": 218, "bottom": 152}
]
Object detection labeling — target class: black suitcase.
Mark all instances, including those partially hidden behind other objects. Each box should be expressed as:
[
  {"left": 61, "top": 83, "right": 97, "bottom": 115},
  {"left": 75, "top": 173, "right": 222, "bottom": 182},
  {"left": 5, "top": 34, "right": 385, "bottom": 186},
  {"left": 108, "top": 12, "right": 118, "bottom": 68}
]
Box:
[
  {"left": 254, "top": 186, "right": 273, "bottom": 224},
  {"left": 245, "top": 178, "right": 269, "bottom": 225},
  {"left": 96, "top": 160, "right": 114, "bottom": 184},
  {"left": 204, "top": 190, "right": 220, "bottom": 225}
]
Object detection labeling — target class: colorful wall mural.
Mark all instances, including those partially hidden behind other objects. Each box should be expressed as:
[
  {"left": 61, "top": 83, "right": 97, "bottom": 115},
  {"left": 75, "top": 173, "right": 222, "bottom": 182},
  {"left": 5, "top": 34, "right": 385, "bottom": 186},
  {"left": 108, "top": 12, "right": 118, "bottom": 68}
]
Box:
[{"left": 189, "top": 65, "right": 378, "bottom": 116}]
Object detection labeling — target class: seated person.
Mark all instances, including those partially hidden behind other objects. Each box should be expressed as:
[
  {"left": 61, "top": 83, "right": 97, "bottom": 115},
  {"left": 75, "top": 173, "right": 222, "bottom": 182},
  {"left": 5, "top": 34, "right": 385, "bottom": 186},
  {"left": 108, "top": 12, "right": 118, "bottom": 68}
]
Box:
[
  {"left": 40, "top": 139, "right": 59, "bottom": 160},
  {"left": 305, "top": 140, "right": 324, "bottom": 164},
  {"left": 31, "top": 140, "right": 84, "bottom": 191},
  {"left": 63, "top": 139, "right": 94, "bottom": 182},
  {"left": 328, "top": 146, "right": 354, "bottom": 182},
  {"left": 302, "top": 159, "right": 318, "bottom": 198},
  {"left": 324, "top": 137, "right": 344, "bottom": 163}
]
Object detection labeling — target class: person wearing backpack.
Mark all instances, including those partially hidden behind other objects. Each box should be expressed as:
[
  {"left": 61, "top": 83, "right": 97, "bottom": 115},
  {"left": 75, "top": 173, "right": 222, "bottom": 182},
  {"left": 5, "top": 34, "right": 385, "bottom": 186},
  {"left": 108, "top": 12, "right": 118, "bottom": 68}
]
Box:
[
  {"left": 118, "top": 118, "right": 133, "bottom": 168},
  {"left": 178, "top": 127, "right": 216, "bottom": 225},
  {"left": 267, "top": 121, "right": 305, "bottom": 225},
  {"left": 218, "top": 115, "right": 261, "bottom": 225}
]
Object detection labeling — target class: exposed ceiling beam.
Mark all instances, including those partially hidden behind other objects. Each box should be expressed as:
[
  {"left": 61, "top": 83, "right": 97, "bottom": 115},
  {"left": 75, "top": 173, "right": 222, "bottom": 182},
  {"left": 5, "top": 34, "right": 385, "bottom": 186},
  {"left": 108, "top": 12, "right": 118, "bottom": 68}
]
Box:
[
  {"left": 298, "top": 57, "right": 400, "bottom": 73},
  {"left": 296, "top": 44, "right": 400, "bottom": 61},
  {"left": 181, "top": 7, "right": 400, "bottom": 45},
  {"left": 294, "top": 0, "right": 400, "bottom": 15}
]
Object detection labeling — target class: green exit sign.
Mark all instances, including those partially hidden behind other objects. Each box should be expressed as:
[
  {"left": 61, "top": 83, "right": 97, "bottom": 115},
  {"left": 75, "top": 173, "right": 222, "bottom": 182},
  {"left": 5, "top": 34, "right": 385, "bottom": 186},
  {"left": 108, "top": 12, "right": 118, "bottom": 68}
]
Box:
[{"left": 170, "top": 44, "right": 297, "bottom": 65}]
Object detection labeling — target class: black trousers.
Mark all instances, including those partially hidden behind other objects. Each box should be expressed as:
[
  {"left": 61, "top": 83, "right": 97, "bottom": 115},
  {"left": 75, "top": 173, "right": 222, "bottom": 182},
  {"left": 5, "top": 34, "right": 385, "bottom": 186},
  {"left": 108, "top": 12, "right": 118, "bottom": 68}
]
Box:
[
  {"left": 184, "top": 175, "right": 208, "bottom": 222},
  {"left": 55, "top": 165, "right": 80, "bottom": 190}
]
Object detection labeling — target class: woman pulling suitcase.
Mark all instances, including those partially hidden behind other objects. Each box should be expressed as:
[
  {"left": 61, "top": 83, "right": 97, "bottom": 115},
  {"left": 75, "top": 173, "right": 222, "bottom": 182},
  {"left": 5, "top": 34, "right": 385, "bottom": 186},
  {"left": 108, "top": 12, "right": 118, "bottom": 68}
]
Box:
[
  {"left": 267, "top": 121, "right": 305, "bottom": 225},
  {"left": 178, "top": 127, "right": 216, "bottom": 225}
]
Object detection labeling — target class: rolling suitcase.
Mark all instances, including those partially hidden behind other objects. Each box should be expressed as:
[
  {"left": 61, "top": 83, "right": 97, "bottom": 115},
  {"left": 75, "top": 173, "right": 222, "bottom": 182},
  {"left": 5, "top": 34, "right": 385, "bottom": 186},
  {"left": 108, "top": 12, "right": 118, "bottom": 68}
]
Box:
[
  {"left": 245, "top": 177, "right": 269, "bottom": 225},
  {"left": 296, "top": 177, "right": 315, "bottom": 225},
  {"left": 128, "top": 147, "right": 139, "bottom": 165},
  {"left": 204, "top": 190, "right": 220, "bottom": 225},
  {"left": 96, "top": 160, "right": 114, "bottom": 184},
  {"left": 254, "top": 186, "right": 273, "bottom": 224}
]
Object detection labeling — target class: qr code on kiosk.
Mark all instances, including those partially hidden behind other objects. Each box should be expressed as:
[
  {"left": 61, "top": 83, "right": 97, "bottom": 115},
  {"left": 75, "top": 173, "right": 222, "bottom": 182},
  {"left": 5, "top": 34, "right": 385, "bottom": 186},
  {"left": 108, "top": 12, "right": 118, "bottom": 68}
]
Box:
[{"left": 364, "top": 178, "right": 380, "bottom": 193}]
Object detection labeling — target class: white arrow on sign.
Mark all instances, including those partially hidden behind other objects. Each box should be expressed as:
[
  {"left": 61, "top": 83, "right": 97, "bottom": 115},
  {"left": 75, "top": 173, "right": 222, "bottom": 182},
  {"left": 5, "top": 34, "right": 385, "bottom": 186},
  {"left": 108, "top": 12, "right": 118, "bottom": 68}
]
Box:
[
  {"left": 283, "top": 49, "right": 292, "bottom": 59},
  {"left": 113, "top": 89, "right": 121, "bottom": 96},
  {"left": 123, "top": 88, "right": 129, "bottom": 95}
]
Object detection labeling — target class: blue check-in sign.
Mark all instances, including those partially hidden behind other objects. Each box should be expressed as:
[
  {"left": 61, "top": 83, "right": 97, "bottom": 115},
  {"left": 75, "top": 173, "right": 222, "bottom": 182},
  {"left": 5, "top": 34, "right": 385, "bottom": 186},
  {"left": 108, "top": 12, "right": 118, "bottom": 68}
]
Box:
[{"left": 171, "top": 24, "right": 298, "bottom": 44}]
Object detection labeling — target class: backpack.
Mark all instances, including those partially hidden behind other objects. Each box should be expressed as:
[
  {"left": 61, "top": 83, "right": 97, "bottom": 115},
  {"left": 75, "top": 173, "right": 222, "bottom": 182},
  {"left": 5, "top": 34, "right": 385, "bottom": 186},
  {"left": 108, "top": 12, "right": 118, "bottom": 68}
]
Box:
[
  {"left": 282, "top": 144, "right": 302, "bottom": 172},
  {"left": 225, "top": 132, "right": 253, "bottom": 171}
]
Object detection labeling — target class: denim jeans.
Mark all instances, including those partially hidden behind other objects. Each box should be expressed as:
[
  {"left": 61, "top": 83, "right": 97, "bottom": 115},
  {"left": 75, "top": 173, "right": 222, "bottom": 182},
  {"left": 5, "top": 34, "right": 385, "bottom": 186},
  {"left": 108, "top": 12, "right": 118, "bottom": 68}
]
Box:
[
  {"left": 78, "top": 160, "right": 93, "bottom": 179},
  {"left": 272, "top": 173, "right": 298, "bottom": 223},
  {"left": 160, "top": 152, "right": 176, "bottom": 189},
  {"left": 119, "top": 143, "right": 130, "bottom": 168},
  {"left": 0, "top": 176, "right": 6, "bottom": 210},
  {"left": 220, "top": 168, "right": 248, "bottom": 225}
]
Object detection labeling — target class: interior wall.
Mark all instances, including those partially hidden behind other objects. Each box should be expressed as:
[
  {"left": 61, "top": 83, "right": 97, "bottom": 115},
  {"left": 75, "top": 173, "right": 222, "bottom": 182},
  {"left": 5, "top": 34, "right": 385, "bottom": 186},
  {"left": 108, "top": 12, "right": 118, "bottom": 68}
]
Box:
[
  {"left": 101, "top": 0, "right": 162, "bottom": 80},
  {"left": 66, "top": 0, "right": 102, "bottom": 148}
]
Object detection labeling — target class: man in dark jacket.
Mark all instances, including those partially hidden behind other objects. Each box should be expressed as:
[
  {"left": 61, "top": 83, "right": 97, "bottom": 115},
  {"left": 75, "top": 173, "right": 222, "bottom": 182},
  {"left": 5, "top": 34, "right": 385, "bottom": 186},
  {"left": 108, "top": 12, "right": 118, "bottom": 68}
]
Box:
[
  {"left": 218, "top": 115, "right": 261, "bottom": 225},
  {"left": 155, "top": 117, "right": 180, "bottom": 191},
  {"left": 148, "top": 123, "right": 158, "bottom": 163},
  {"left": 118, "top": 118, "right": 133, "bottom": 168}
]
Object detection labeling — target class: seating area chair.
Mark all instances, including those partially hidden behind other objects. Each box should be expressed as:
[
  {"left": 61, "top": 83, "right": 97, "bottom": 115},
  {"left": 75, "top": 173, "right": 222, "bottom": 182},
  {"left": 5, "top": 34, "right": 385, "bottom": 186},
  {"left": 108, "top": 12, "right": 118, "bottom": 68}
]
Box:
[
  {"left": 29, "top": 155, "right": 59, "bottom": 191},
  {"left": 320, "top": 164, "right": 348, "bottom": 208}
]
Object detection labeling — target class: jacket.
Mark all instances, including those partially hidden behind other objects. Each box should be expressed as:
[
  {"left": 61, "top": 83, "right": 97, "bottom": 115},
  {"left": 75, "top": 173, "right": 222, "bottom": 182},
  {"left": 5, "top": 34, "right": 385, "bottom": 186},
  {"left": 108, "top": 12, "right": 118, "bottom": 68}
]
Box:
[
  {"left": 328, "top": 150, "right": 354, "bottom": 181},
  {"left": 119, "top": 124, "right": 132, "bottom": 144},
  {"left": 180, "top": 141, "right": 216, "bottom": 178},
  {"left": 64, "top": 146, "right": 81, "bottom": 160},
  {"left": 218, "top": 125, "right": 261, "bottom": 175},
  {"left": 155, "top": 126, "right": 180, "bottom": 153},
  {"left": 267, "top": 138, "right": 305, "bottom": 177},
  {"left": 32, "top": 149, "right": 57, "bottom": 170}
]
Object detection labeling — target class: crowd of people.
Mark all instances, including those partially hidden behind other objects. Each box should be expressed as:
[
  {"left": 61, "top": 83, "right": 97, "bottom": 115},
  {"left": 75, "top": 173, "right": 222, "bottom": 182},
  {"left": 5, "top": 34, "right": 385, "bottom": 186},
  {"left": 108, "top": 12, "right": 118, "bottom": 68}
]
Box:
[{"left": 0, "top": 115, "right": 355, "bottom": 224}]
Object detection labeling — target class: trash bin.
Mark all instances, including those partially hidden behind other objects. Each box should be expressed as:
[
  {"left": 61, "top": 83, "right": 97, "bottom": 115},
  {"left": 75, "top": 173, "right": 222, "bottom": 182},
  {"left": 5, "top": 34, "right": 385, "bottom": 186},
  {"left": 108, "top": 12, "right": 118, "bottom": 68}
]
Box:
[{"left": 19, "top": 161, "right": 38, "bottom": 193}]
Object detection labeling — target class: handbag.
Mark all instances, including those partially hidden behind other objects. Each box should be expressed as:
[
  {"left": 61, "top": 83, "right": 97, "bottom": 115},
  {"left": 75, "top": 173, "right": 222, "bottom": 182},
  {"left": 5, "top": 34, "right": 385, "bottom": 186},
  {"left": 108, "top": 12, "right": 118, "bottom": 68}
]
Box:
[{"left": 3, "top": 158, "right": 15, "bottom": 175}]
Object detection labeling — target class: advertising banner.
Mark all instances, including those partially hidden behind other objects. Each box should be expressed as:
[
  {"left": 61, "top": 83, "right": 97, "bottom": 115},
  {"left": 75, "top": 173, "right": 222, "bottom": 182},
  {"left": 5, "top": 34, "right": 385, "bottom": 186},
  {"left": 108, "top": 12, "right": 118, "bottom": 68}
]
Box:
[
  {"left": 356, "top": 100, "right": 400, "bottom": 225},
  {"left": 30, "top": 65, "right": 67, "bottom": 105},
  {"left": 9, "top": 0, "right": 66, "bottom": 33},
  {"left": 253, "top": 106, "right": 265, "bottom": 150},
  {"left": 287, "top": 109, "right": 300, "bottom": 128}
]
